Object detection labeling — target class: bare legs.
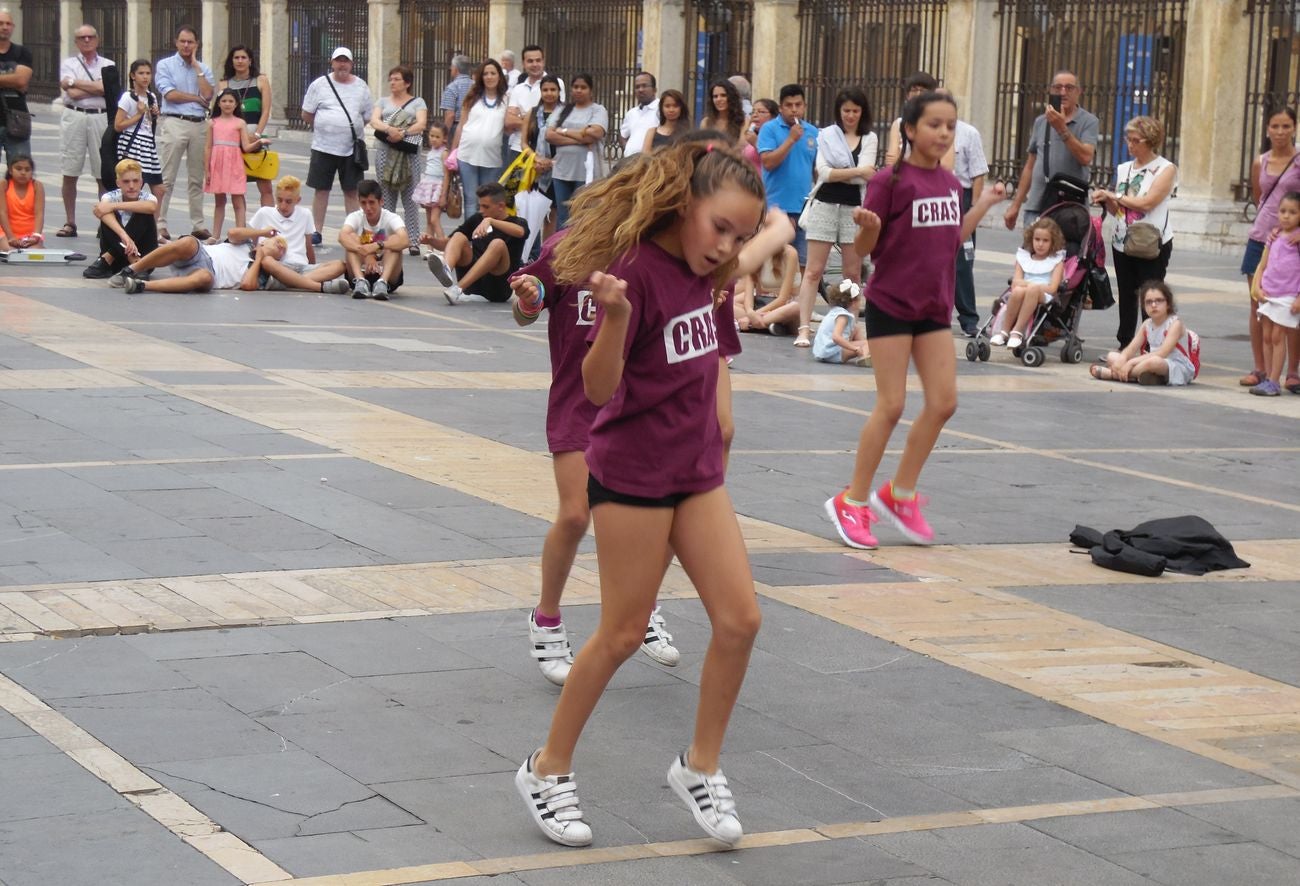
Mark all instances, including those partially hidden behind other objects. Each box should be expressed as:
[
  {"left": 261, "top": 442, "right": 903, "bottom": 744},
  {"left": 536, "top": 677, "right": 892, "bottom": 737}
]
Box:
[{"left": 536, "top": 452, "right": 591, "bottom": 619}]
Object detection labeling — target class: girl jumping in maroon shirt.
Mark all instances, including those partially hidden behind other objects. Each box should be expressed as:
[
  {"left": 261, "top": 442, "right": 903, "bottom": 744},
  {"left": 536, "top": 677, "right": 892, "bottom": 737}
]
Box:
[
  {"left": 513, "top": 142, "right": 790, "bottom": 849},
  {"left": 826, "top": 92, "right": 1004, "bottom": 549}
]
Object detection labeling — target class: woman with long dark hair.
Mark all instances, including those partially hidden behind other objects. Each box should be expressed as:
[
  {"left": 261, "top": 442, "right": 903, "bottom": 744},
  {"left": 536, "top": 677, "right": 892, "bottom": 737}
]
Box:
[
  {"left": 449, "top": 58, "right": 508, "bottom": 202},
  {"left": 643, "top": 89, "right": 690, "bottom": 153},
  {"left": 218, "top": 44, "right": 273, "bottom": 207},
  {"left": 700, "top": 78, "right": 747, "bottom": 145},
  {"left": 545, "top": 72, "right": 608, "bottom": 228}
]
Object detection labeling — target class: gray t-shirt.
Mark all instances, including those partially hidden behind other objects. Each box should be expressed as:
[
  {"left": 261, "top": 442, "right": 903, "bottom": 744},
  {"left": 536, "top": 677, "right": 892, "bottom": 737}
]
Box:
[
  {"left": 547, "top": 103, "right": 609, "bottom": 182},
  {"left": 1024, "top": 107, "right": 1099, "bottom": 212}
]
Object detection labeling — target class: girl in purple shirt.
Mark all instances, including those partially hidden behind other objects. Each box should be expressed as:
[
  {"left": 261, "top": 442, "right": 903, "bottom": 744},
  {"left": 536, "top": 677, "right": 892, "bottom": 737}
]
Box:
[
  {"left": 514, "top": 142, "right": 789, "bottom": 850},
  {"left": 825, "top": 92, "right": 1004, "bottom": 550}
]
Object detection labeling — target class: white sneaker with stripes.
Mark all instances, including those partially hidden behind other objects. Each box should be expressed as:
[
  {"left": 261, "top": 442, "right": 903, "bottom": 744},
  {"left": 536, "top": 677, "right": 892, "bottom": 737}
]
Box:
[
  {"left": 667, "top": 752, "right": 743, "bottom": 845},
  {"left": 528, "top": 610, "right": 573, "bottom": 686},
  {"left": 515, "top": 750, "right": 592, "bottom": 847},
  {"left": 640, "top": 606, "right": 680, "bottom": 666}
]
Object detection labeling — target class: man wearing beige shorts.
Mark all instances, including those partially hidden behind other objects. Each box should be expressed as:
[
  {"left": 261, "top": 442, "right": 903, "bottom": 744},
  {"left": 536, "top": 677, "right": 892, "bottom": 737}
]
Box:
[
  {"left": 154, "top": 24, "right": 214, "bottom": 240},
  {"left": 55, "top": 24, "right": 112, "bottom": 238}
]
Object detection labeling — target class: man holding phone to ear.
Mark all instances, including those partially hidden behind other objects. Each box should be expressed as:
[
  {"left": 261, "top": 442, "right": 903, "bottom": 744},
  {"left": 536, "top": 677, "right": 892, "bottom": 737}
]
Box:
[{"left": 1003, "top": 70, "right": 1098, "bottom": 228}]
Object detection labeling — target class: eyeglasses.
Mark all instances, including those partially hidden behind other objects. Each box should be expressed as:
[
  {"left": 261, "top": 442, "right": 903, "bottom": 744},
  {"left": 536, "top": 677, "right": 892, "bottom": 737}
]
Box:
[
  {"left": 1049, "top": 84, "right": 1080, "bottom": 93},
  {"left": 1143, "top": 298, "right": 1167, "bottom": 306}
]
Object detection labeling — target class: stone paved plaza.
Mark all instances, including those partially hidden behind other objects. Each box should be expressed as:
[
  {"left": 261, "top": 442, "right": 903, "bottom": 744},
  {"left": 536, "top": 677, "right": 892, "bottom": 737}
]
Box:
[{"left": 0, "top": 120, "right": 1298, "bottom": 885}]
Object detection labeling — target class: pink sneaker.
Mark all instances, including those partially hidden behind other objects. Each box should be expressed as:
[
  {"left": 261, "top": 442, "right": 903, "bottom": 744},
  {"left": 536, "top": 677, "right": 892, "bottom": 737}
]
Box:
[
  {"left": 824, "top": 490, "right": 878, "bottom": 549},
  {"left": 870, "top": 484, "right": 934, "bottom": 544}
]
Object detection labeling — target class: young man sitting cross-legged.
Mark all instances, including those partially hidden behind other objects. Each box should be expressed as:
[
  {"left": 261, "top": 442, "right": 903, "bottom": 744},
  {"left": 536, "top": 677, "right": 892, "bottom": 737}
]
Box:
[
  {"left": 423, "top": 182, "right": 529, "bottom": 305},
  {"left": 114, "top": 233, "right": 350, "bottom": 295},
  {"left": 339, "top": 179, "right": 410, "bottom": 300}
]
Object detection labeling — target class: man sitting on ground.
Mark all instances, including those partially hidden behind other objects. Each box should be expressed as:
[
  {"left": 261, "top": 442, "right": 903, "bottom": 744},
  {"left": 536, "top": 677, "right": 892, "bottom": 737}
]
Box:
[
  {"left": 228, "top": 174, "right": 346, "bottom": 292},
  {"left": 114, "top": 233, "right": 349, "bottom": 294},
  {"left": 86, "top": 158, "right": 159, "bottom": 281},
  {"left": 339, "top": 178, "right": 409, "bottom": 300},
  {"left": 423, "top": 182, "right": 529, "bottom": 304}
]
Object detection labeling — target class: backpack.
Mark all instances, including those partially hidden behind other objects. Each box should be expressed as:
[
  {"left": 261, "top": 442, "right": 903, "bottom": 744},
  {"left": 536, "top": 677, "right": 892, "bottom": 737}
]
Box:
[{"left": 1140, "top": 322, "right": 1200, "bottom": 378}]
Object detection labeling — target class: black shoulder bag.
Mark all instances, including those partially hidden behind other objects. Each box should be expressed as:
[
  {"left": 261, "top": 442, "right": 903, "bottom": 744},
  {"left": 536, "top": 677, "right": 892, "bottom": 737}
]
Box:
[{"left": 325, "top": 75, "right": 368, "bottom": 171}]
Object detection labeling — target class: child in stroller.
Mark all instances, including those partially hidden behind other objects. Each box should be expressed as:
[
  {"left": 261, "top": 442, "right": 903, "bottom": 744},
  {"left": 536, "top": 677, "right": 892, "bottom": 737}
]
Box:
[
  {"left": 969, "top": 184, "right": 1100, "bottom": 367},
  {"left": 991, "top": 217, "right": 1066, "bottom": 349}
]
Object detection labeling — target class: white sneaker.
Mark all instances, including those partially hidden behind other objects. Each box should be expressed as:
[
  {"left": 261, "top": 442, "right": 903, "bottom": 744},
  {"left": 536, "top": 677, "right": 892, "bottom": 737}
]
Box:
[
  {"left": 640, "top": 606, "right": 680, "bottom": 666},
  {"left": 372, "top": 279, "right": 390, "bottom": 301},
  {"left": 352, "top": 277, "right": 371, "bottom": 299},
  {"left": 427, "top": 252, "right": 457, "bottom": 288},
  {"left": 515, "top": 750, "right": 592, "bottom": 847},
  {"left": 443, "top": 284, "right": 464, "bottom": 305},
  {"left": 321, "top": 278, "right": 349, "bottom": 294},
  {"left": 667, "top": 752, "right": 743, "bottom": 845},
  {"left": 528, "top": 610, "right": 573, "bottom": 686}
]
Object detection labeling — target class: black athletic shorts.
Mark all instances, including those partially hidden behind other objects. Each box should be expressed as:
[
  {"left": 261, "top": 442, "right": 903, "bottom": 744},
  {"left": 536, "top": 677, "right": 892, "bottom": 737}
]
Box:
[
  {"left": 865, "top": 299, "right": 950, "bottom": 340},
  {"left": 307, "top": 149, "right": 364, "bottom": 192},
  {"left": 587, "top": 475, "right": 692, "bottom": 509},
  {"left": 454, "top": 261, "right": 513, "bottom": 303}
]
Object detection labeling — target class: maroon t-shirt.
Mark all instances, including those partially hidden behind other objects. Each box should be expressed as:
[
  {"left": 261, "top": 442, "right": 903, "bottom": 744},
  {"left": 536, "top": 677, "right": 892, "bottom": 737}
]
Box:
[
  {"left": 863, "top": 163, "right": 963, "bottom": 325},
  {"left": 517, "top": 233, "right": 599, "bottom": 454},
  {"left": 715, "top": 286, "right": 742, "bottom": 359},
  {"left": 585, "top": 240, "right": 724, "bottom": 498}
]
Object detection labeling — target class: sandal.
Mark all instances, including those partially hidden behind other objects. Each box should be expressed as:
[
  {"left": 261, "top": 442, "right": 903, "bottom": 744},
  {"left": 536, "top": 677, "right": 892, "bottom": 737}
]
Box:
[
  {"left": 56, "top": 223, "right": 77, "bottom": 238},
  {"left": 793, "top": 325, "right": 812, "bottom": 348},
  {"left": 1006, "top": 332, "right": 1024, "bottom": 349},
  {"left": 1286, "top": 375, "right": 1300, "bottom": 395},
  {"left": 1089, "top": 365, "right": 1115, "bottom": 381},
  {"left": 1239, "top": 369, "right": 1265, "bottom": 386}
]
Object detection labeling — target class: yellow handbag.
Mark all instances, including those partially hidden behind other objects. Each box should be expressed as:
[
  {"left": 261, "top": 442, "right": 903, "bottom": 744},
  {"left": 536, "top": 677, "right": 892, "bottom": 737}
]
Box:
[
  {"left": 243, "top": 148, "right": 280, "bottom": 182},
  {"left": 498, "top": 149, "right": 537, "bottom": 209}
]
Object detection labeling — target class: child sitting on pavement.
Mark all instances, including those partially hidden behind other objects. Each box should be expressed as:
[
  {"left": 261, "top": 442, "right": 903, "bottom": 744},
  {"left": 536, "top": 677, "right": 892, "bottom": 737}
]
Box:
[
  {"left": 812, "top": 279, "right": 870, "bottom": 366},
  {"left": 1091, "top": 280, "right": 1197, "bottom": 386},
  {"left": 340, "top": 179, "right": 411, "bottom": 300},
  {"left": 0, "top": 155, "right": 45, "bottom": 252}
]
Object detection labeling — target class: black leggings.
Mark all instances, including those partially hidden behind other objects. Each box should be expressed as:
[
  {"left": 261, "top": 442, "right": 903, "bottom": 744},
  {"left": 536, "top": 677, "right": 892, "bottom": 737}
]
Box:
[
  {"left": 1112, "top": 241, "right": 1172, "bottom": 347},
  {"left": 98, "top": 213, "right": 159, "bottom": 270}
]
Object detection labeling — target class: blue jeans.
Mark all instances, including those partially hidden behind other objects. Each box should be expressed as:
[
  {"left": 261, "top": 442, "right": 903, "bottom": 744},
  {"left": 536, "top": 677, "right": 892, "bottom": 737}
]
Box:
[
  {"left": 458, "top": 162, "right": 499, "bottom": 210},
  {"left": 0, "top": 125, "right": 31, "bottom": 165},
  {"left": 785, "top": 212, "right": 808, "bottom": 265},
  {"left": 553, "top": 178, "right": 584, "bottom": 229}
]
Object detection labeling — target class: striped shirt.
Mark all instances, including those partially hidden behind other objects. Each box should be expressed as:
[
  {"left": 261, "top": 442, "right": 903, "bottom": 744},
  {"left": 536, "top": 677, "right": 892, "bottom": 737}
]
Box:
[{"left": 440, "top": 75, "right": 473, "bottom": 123}]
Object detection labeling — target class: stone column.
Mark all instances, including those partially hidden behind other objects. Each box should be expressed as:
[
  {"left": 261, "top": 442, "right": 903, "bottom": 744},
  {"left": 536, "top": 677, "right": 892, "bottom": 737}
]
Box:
[
  {"left": 642, "top": 0, "right": 687, "bottom": 93},
  {"left": 751, "top": 0, "right": 799, "bottom": 102},
  {"left": 59, "top": 0, "right": 82, "bottom": 56},
  {"left": 1170, "top": 0, "right": 1252, "bottom": 252},
  {"left": 260, "top": 0, "right": 288, "bottom": 128},
  {"left": 488, "top": 0, "right": 525, "bottom": 59},
  {"left": 123, "top": 0, "right": 150, "bottom": 67},
  {"left": 943, "top": 0, "right": 998, "bottom": 145},
  {"left": 368, "top": 0, "right": 402, "bottom": 101},
  {"left": 201, "top": 0, "right": 229, "bottom": 77}
]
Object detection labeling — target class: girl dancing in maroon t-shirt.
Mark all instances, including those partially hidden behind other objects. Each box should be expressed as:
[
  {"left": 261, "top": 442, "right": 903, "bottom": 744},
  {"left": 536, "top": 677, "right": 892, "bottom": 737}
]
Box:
[
  {"left": 513, "top": 143, "right": 789, "bottom": 849},
  {"left": 826, "top": 92, "right": 1004, "bottom": 549}
]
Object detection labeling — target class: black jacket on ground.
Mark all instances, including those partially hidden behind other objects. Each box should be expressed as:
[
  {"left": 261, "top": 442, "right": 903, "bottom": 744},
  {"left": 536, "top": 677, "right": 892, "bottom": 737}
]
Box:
[{"left": 1070, "top": 515, "right": 1251, "bottom": 577}]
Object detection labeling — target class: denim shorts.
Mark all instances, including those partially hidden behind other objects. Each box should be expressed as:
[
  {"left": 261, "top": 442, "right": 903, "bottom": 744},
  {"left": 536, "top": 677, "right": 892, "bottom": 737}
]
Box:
[{"left": 1241, "top": 238, "right": 1265, "bottom": 278}]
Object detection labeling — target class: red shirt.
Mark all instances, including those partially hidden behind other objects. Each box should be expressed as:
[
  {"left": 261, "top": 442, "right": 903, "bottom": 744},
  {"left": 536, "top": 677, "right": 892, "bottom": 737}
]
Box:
[
  {"left": 863, "top": 163, "right": 963, "bottom": 324},
  {"left": 586, "top": 240, "right": 725, "bottom": 498}
]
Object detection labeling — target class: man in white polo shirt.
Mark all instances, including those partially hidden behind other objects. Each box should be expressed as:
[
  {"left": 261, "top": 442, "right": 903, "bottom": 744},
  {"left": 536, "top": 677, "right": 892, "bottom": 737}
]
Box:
[
  {"left": 55, "top": 24, "right": 112, "bottom": 239},
  {"left": 503, "top": 44, "right": 563, "bottom": 171},
  {"left": 619, "top": 71, "right": 658, "bottom": 157}
]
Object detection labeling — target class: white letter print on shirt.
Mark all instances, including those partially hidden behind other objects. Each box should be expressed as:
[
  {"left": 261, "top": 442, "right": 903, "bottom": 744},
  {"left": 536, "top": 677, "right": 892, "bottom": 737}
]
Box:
[
  {"left": 912, "top": 190, "right": 961, "bottom": 228},
  {"left": 663, "top": 304, "right": 718, "bottom": 365},
  {"left": 575, "top": 290, "right": 596, "bottom": 326}
]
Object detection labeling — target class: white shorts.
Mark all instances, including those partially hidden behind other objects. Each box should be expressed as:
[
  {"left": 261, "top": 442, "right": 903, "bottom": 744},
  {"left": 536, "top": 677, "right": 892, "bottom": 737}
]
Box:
[
  {"left": 60, "top": 107, "right": 108, "bottom": 177},
  {"left": 801, "top": 200, "right": 858, "bottom": 244},
  {"left": 1257, "top": 299, "right": 1300, "bottom": 329}
]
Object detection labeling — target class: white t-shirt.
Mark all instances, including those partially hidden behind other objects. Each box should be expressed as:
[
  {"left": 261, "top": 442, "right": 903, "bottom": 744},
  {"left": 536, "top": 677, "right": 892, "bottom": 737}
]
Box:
[
  {"left": 506, "top": 75, "right": 565, "bottom": 152},
  {"left": 302, "top": 74, "right": 374, "bottom": 157},
  {"left": 98, "top": 188, "right": 157, "bottom": 226},
  {"left": 620, "top": 100, "right": 659, "bottom": 157},
  {"left": 457, "top": 98, "right": 507, "bottom": 168},
  {"left": 249, "top": 205, "right": 316, "bottom": 266},
  {"left": 204, "top": 242, "right": 253, "bottom": 289},
  {"left": 343, "top": 208, "right": 406, "bottom": 246}
]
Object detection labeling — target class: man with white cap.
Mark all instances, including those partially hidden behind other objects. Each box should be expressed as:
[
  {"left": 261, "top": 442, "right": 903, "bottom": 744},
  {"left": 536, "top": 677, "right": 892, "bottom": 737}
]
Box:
[{"left": 301, "top": 47, "right": 373, "bottom": 238}]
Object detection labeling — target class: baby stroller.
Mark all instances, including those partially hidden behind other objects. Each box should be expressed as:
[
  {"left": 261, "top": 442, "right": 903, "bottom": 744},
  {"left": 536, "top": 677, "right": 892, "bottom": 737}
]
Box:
[{"left": 968, "top": 176, "right": 1106, "bottom": 367}]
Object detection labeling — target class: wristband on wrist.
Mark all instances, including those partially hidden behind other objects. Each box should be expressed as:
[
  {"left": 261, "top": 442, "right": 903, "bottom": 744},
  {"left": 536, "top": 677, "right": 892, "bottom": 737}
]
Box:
[{"left": 517, "top": 277, "right": 545, "bottom": 317}]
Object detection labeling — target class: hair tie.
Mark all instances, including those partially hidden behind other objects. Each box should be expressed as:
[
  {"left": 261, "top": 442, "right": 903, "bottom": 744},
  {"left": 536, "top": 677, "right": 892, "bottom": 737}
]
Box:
[{"left": 706, "top": 143, "right": 715, "bottom": 153}]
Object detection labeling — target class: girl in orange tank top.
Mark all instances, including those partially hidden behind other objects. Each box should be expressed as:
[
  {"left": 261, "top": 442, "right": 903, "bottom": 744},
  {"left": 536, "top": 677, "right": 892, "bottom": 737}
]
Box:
[{"left": 0, "top": 156, "right": 46, "bottom": 250}]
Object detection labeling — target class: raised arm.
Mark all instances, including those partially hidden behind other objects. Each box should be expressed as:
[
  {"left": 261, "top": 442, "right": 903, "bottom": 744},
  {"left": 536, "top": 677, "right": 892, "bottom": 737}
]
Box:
[{"left": 582, "top": 273, "right": 631, "bottom": 406}]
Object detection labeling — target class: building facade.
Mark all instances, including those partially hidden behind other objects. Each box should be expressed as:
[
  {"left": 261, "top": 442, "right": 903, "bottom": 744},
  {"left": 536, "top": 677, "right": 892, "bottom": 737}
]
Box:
[{"left": 18, "top": 0, "right": 1299, "bottom": 252}]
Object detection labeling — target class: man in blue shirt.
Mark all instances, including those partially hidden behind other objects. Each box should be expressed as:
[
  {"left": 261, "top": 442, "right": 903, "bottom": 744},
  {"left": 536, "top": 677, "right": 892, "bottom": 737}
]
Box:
[
  {"left": 154, "top": 24, "right": 215, "bottom": 240},
  {"left": 758, "top": 84, "right": 817, "bottom": 269}
]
